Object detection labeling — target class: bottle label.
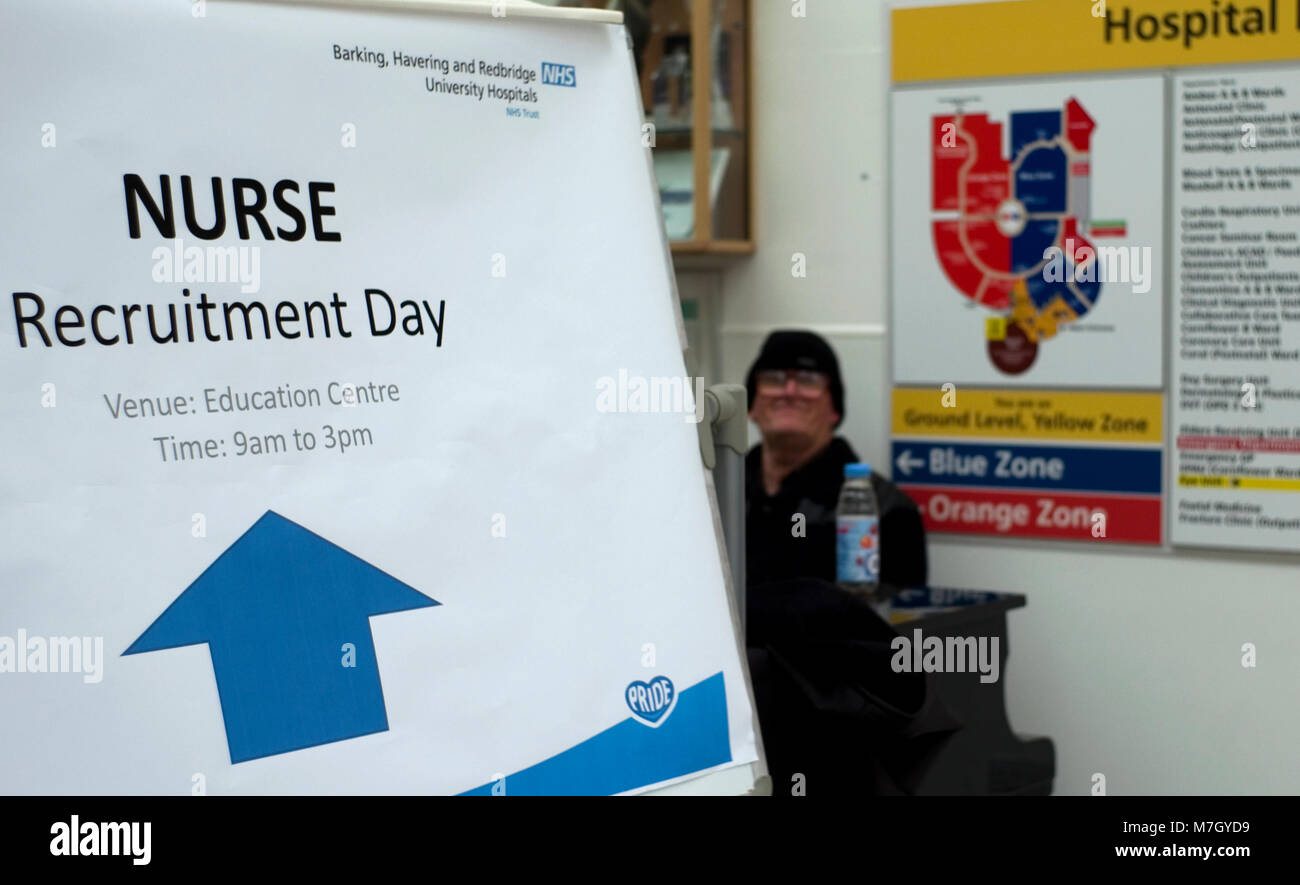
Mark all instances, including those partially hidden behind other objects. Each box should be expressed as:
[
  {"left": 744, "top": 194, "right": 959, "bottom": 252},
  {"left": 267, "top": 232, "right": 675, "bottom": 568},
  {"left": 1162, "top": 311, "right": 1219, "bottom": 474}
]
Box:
[{"left": 836, "top": 516, "right": 880, "bottom": 584}]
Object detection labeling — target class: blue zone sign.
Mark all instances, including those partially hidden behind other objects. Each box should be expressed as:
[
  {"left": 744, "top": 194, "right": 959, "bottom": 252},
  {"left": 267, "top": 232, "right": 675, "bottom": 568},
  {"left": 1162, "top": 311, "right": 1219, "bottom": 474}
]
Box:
[{"left": 891, "top": 441, "right": 1161, "bottom": 495}]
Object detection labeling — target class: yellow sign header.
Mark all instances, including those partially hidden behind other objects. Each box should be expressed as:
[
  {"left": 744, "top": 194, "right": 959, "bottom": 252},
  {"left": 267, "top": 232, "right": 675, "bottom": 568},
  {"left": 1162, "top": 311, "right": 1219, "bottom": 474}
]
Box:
[
  {"left": 1179, "top": 474, "right": 1300, "bottom": 490},
  {"left": 892, "top": 387, "right": 1164, "bottom": 443},
  {"left": 892, "top": 0, "right": 1300, "bottom": 83}
]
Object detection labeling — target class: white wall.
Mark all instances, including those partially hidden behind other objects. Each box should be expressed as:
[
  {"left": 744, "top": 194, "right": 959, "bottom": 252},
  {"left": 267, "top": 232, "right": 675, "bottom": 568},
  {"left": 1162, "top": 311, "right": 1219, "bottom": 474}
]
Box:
[{"left": 690, "top": 0, "right": 1300, "bottom": 795}]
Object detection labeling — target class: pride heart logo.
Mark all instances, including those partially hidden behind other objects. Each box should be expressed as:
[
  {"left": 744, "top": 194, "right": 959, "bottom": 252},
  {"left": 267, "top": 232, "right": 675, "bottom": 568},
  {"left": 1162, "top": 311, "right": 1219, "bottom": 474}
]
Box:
[{"left": 625, "top": 676, "right": 677, "bottom": 728}]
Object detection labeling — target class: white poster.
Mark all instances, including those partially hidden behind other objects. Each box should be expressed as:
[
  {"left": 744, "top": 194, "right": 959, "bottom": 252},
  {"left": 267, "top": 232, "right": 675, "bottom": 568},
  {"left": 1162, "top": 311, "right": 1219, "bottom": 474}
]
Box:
[
  {"left": 891, "top": 76, "right": 1165, "bottom": 388},
  {"left": 0, "top": 0, "right": 756, "bottom": 794},
  {"left": 1171, "top": 67, "right": 1300, "bottom": 551}
]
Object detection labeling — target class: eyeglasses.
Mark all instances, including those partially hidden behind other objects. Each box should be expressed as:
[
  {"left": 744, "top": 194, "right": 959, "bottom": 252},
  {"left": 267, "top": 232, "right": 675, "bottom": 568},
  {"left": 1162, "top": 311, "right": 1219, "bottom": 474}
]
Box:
[{"left": 755, "top": 369, "right": 830, "bottom": 394}]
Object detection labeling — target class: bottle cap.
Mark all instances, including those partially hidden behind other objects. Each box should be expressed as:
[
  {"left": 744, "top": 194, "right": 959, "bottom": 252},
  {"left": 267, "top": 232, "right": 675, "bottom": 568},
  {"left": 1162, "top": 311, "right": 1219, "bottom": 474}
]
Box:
[{"left": 844, "top": 463, "right": 871, "bottom": 478}]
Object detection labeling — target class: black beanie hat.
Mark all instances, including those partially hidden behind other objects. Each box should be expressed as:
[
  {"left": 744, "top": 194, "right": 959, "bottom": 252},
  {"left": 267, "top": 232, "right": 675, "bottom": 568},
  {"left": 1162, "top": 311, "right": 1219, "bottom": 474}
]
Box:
[{"left": 745, "top": 329, "right": 845, "bottom": 427}]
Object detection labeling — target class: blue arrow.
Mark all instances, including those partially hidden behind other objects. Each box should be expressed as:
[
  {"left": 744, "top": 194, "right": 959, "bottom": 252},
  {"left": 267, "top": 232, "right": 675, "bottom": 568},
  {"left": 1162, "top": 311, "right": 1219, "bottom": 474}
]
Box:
[{"left": 123, "top": 510, "right": 439, "bottom": 764}]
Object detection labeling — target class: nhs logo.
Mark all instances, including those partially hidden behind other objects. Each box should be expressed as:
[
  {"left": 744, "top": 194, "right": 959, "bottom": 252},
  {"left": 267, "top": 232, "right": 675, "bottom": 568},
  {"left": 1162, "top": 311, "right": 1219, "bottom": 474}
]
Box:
[{"left": 541, "top": 62, "right": 576, "bottom": 87}]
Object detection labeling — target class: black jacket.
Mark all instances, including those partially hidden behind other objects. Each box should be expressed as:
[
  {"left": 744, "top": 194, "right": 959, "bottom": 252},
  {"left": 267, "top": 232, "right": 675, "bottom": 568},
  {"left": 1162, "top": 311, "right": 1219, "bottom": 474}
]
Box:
[
  {"left": 744, "top": 437, "right": 928, "bottom": 592},
  {"left": 746, "top": 577, "right": 961, "bottom": 795},
  {"left": 743, "top": 440, "right": 951, "bottom": 796}
]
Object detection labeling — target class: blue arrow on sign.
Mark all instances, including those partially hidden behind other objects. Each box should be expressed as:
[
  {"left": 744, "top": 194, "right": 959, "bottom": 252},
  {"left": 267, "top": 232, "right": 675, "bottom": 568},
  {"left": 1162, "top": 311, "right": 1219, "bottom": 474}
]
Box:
[{"left": 124, "top": 510, "right": 439, "bottom": 764}]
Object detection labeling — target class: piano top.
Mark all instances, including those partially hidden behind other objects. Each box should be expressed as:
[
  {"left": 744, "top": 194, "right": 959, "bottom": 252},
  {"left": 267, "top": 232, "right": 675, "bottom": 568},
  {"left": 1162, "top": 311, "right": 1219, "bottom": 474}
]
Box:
[{"left": 887, "top": 585, "right": 1027, "bottom": 629}]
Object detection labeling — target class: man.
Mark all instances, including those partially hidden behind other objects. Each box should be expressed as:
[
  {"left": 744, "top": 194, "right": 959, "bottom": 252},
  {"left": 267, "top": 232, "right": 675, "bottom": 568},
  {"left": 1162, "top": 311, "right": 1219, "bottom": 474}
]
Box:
[
  {"left": 744, "top": 329, "right": 927, "bottom": 591},
  {"left": 742, "top": 331, "right": 951, "bottom": 795}
]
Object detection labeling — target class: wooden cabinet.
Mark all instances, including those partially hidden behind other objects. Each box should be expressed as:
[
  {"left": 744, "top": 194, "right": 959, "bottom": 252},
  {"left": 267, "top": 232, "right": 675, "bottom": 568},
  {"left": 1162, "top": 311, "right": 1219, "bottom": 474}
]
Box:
[{"left": 559, "top": 0, "right": 753, "bottom": 255}]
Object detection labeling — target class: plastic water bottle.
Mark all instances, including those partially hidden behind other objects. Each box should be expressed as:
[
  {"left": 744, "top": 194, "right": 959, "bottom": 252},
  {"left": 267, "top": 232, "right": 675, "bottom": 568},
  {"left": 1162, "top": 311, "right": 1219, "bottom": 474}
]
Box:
[{"left": 836, "top": 463, "right": 881, "bottom": 601}]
